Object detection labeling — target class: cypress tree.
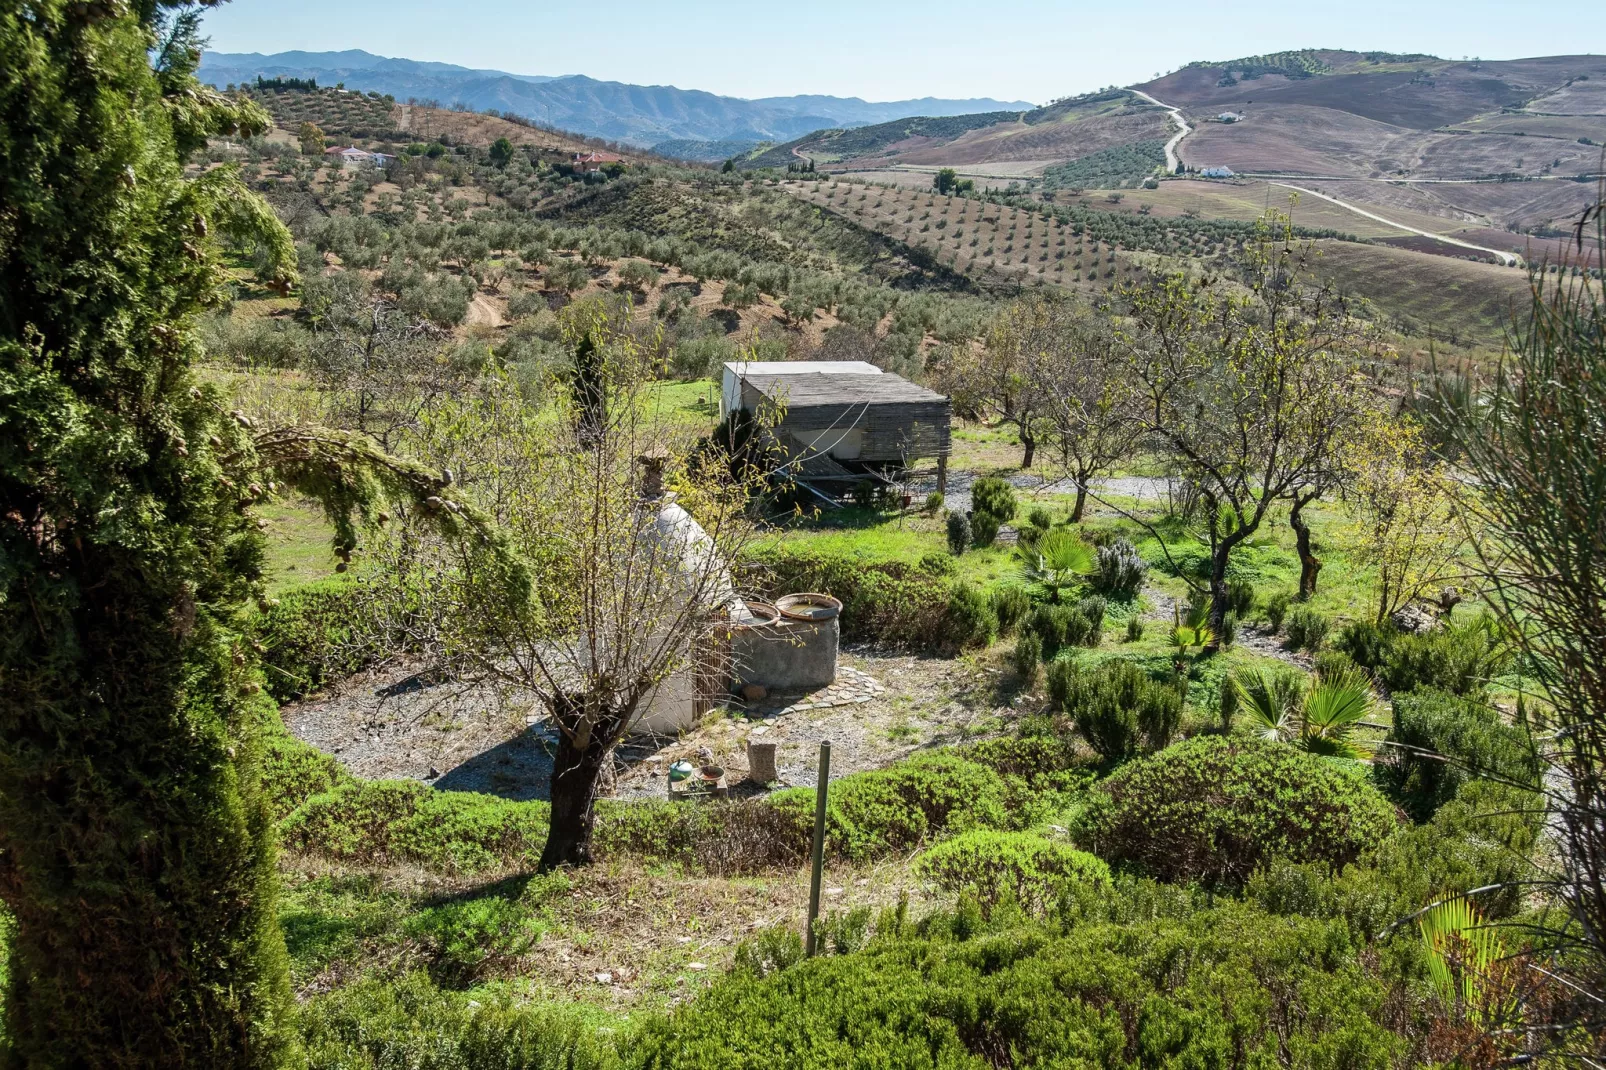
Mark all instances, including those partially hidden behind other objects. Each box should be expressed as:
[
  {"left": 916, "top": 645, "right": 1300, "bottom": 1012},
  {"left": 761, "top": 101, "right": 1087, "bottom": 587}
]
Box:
[{"left": 0, "top": 1, "right": 515, "bottom": 1062}]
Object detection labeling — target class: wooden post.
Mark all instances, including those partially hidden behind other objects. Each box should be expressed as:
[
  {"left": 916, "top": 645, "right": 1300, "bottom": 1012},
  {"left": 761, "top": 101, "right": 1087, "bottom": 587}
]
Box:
[
  {"left": 805, "top": 740, "right": 832, "bottom": 956},
  {"left": 936, "top": 453, "right": 948, "bottom": 495}
]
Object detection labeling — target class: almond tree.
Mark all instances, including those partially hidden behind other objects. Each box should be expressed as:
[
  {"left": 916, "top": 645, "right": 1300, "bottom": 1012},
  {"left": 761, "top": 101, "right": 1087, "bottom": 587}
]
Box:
[
  {"left": 1029, "top": 300, "right": 1143, "bottom": 520},
  {"left": 376, "top": 304, "right": 770, "bottom": 868},
  {"left": 1115, "top": 229, "right": 1371, "bottom": 643}
]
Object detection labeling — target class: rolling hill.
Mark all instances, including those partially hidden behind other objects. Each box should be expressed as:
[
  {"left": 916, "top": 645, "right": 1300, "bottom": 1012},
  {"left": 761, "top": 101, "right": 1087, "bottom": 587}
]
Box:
[
  {"left": 739, "top": 50, "right": 1604, "bottom": 267},
  {"left": 198, "top": 49, "right": 1032, "bottom": 147}
]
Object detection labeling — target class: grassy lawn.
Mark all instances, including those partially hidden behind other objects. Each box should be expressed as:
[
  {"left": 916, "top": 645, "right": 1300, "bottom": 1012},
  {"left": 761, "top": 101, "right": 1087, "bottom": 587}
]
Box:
[{"left": 260, "top": 498, "right": 338, "bottom": 595}]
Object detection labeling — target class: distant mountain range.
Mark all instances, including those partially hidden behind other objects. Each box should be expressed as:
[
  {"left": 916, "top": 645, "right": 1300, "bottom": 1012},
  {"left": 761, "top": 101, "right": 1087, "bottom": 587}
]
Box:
[{"left": 197, "top": 50, "right": 1033, "bottom": 148}]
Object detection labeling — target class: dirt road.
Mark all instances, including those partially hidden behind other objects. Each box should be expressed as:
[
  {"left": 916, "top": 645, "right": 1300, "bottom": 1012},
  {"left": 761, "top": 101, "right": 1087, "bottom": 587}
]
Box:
[
  {"left": 1267, "top": 181, "right": 1524, "bottom": 266},
  {"left": 1130, "top": 89, "right": 1190, "bottom": 172}
]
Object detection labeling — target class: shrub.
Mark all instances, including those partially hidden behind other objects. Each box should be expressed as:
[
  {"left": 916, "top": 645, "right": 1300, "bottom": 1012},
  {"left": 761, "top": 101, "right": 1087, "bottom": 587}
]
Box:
[
  {"left": 990, "top": 585, "right": 1031, "bottom": 633},
  {"left": 1013, "top": 632, "right": 1042, "bottom": 683},
  {"left": 1378, "top": 616, "right": 1511, "bottom": 697},
  {"left": 255, "top": 576, "right": 393, "bottom": 701},
  {"left": 1092, "top": 537, "right": 1147, "bottom": 598},
  {"left": 1125, "top": 616, "right": 1144, "bottom": 642},
  {"left": 744, "top": 545, "right": 950, "bottom": 650},
  {"left": 772, "top": 752, "right": 1014, "bottom": 860},
  {"left": 1048, "top": 660, "right": 1180, "bottom": 761},
  {"left": 1335, "top": 620, "right": 1394, "bottom": 670},
  {"left": 731, "top": 927, "right": 805, "bottom": 979},
  {"left": 1027, "top": 505, "right": 1054, "bottom": 531},
  {"left": 919, "top": 551, "right": 956, "bottom": 577},
  {"left": 1217, "top": 672, "right": 1239, "bottom": 731},
  {"left": 404, "top": 894, "right": 544, "bottom": 986},
  {"left": 945, "top": 582, "right": 998, "bottom": 650},
  {"left": 924, "top": 491, "right": 945, "bottom": 514},
  {"left": 917, "top": 831, "right": 1110, "bottom": 915},
  {"left": 969, "top": 510, "right": 1001, "bottom": 547},
  {"left": 261, "top": 730, "right": 350, "bottom": 820},
  {"left": 945, "top": 511, "right": 971, "bottom": 555},
  {"left": 970, "top": 477, "right": 1017, "bottom": 522},
  {"left": 1283, "top": 606, "right": 1329, "bottom": 652},
  {"left": 280, "top": 780, "right": 550, "bottom": 875},
  {"left": 299, "top": 972, "right": 620, "bottom": 1070},
  {"left": 629, "top": 906, "right": 1406, "bottom": 1069},
  {"left": 1226, "top": 579, "right": 1257, "bottom": 618},
  {"left": 1218, "top": 610, "right": 1238, "bottom": 648},
  {"left": 1263, "top": 590, "right": 1291, "bottom": 633},
  {"left": 1077, "top": 736, "right": 1397, "bottom": 885},
  {"left": 1076, "top": 595, "right": 1107, "bottom": 640},
  {"left": 1380, "top": 688, "right": 1540, "bottom": 821}
]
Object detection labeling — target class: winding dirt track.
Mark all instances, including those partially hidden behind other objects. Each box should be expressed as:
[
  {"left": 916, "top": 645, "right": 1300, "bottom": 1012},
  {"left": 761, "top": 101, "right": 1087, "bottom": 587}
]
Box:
[
  {"left": 1128, "top": 88, "right": 1524, "bottom": 266},
  {"left": 1129, "top": 89, "right": 1190, "bottom": 172}
]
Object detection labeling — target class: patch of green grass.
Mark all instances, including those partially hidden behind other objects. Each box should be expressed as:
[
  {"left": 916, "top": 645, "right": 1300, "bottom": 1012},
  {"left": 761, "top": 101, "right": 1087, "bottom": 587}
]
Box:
[{"left": 259, "top": 497, "right": 338, "bottom": 595}]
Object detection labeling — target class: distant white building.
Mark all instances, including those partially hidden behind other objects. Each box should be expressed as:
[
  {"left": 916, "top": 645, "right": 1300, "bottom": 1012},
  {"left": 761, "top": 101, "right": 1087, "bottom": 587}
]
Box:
[
  {"left": 323, "top": 146, "right": 394, "bottom": 169},
  {"left": 1217, "top": 112, "right": 1243, "bottom": 123},
  {"left": 1200, "top": 166, "right": 1236, "bottom": 178}
]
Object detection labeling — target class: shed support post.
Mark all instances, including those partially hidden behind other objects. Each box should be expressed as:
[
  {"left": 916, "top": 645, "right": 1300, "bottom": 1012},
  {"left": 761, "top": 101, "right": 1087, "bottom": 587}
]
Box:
[{"left": 936, "top": 453, "right": 948, "bottom": 495}]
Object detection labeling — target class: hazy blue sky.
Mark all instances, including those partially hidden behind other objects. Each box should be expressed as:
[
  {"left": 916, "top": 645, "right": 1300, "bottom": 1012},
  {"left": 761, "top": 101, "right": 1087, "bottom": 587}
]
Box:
[{"left": 201, "top": 0, "right": 1605, "bottom": 103}]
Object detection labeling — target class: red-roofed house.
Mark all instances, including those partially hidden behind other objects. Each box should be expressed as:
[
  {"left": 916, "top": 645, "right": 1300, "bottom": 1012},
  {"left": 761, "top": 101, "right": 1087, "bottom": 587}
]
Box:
[{"left": 573, "top": 150, "right": 623, "bottom": 173}]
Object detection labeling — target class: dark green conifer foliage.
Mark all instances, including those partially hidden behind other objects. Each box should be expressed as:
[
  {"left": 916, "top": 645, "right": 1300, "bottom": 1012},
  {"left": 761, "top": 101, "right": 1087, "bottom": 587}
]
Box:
[{"left": 0, "top": 2, "right": 513, "bottom": 1064}]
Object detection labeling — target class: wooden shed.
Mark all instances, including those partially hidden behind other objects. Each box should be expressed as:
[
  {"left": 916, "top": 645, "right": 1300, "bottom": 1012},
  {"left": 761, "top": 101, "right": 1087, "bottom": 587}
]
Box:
[{"left": 723, "top": 362, "right": 951, "bottom": 492}]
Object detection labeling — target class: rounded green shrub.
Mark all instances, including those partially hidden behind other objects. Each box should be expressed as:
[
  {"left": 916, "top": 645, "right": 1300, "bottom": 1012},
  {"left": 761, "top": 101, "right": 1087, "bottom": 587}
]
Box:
[
  {"left": 1078, "top": 736, "right": 1397, "bottom": 884},
  {"left": 990, "top": 585, "right": 1031, "bottom": 633},
  {"left": 1013, "top": 632, "right": 1043, "bottom": 683},
  {"left": 970, "top": 477, "right": 1017, "bottom": 522},
  {"left": 969, "top": 510, "right": 1001, "bottom": 547},
  {"left": 1283, "top": 606, "right": 1329, "bottom": 652},
  {"left": 917, "top": 830, "right": 1110, "bottom": 915},
  {"left": 945, "top": 582, "right": 998, "bottom": 650},
  {"left": 1380, "top": 688, "right": 1540, "bottom": 821},
  {"left": 945, "top": 511, "right": 972, "bottom": 555},
  {"left": 1263, "top": 589, "right": 1292, "bottom": 633},
  {"left": 1048, "top": 659, "right": 1180, "bottom": 761}
]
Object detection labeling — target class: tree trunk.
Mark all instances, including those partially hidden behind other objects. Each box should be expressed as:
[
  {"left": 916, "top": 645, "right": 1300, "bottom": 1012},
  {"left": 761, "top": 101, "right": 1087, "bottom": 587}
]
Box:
[
  {"left": 1070, "top": 477, "right": 1089, "bottom": 522},
  {"left": 538, "top": 725, "right": 614, "bottom": 871},
  {"left": 1207, "top": 548, "right": 1231, "bottom": 652},
  {"left": 1019, "top": 428, "right": 1035, "bottom": 469},
  {"left": 1290, "top": 497, "right": 1322, "bottom": 601}
]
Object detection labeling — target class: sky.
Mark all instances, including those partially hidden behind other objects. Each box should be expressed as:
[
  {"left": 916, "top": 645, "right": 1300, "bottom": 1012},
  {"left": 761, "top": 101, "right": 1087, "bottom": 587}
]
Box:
[{"left": 200, "top": 0, "right": 1606, "bottom": 104}]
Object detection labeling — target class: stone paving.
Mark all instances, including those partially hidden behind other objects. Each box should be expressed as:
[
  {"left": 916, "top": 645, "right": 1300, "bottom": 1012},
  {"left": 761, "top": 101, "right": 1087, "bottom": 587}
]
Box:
[{"left": 750, "top": 665, "right": 887, "bottom": 718}]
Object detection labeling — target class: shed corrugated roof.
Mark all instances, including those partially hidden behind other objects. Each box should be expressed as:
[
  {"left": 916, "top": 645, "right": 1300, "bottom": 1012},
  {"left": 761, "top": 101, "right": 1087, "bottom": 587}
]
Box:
[{"left": 746, "top": 372, "right": 947, "bottom": 408}]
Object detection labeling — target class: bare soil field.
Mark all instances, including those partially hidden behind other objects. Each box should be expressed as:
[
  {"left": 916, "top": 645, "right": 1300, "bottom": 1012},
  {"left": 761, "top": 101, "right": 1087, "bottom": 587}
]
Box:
[
  {"left": 877, "top": 105, "right": 1167, "bottom": 168},
  {"left": 1451, "top": 112, "right": 1606, "bottom": 141},
  {"left": 1057, "top": 179, "right": 1462, "bottom": 238},
  {"left": 1308, "top": 239, "right": 1533, "bottom": 347},
  {"left": 1525, "top": 79, "right": 1606, "bottom": 116},
  {"left": 1181, "top": 105, "right": 1412, "bottom": 177}
]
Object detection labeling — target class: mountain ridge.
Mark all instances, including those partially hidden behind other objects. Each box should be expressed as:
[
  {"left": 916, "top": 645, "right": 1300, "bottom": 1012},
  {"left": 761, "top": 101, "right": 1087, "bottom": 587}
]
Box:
[{"left": 198, "top": 49, "right": 1033, "bottom": 146}]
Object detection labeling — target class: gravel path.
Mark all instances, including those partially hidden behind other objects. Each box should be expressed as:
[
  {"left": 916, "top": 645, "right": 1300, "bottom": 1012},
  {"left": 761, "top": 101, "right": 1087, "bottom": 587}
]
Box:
[{"left": 280, "top": 647, "right": 1021, "bottom": 804}]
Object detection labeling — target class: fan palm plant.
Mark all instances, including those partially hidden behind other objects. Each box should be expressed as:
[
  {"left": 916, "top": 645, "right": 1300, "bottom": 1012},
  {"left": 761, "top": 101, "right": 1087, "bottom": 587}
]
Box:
[
  {"left": 1298, "top": 668, "right": 1375, "bottom": 759},
  {"left": 1233, "top": 669, "right": 1306, "bottom": 742},
  {"left": 1023, "top": 530, "right": 1094, "bottom": 603},
  {"left": 1232, "top": 667, "right": 1375, "bottom": 758},
  {"left": 1419, "top": 896, "right": 1515, "bottom": 1027}
]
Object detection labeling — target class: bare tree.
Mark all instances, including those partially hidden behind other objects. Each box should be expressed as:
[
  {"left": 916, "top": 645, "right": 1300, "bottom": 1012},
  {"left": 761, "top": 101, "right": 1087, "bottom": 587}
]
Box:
[
  {"left": 376, "top": 304, "right": 769, "bottom": 868},
  {"left": 1030, "top": 302, "right": 1143, "bottom": 521},
  {"left": 1116, "top": 228, "right": 1371, "bottom": 642},
  {"left": 942, "top": 299, "right": 1055, "bottom": 468},
  {"left": 303, "top": 273, "right": 456, "bottom": 451}
]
